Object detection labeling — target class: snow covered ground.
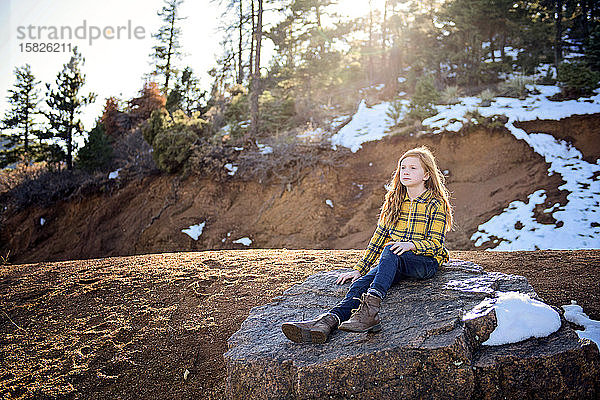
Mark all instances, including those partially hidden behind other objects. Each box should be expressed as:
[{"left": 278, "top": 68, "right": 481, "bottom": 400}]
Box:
[
  {"left": 329, "top": 85, "right": 600, "bottom": 251},
  {"left": 563, "top": 301, "right": 600, "bottom": 348}
]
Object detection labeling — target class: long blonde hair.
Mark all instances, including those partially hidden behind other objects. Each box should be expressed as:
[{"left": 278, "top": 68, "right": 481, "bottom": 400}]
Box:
[{"left": 379, "top": 146, "right": 453, "bottom": 231}]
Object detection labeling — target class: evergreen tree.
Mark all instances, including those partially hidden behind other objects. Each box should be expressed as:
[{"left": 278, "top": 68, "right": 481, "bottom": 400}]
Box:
[
  {"left": 76, "top": 122, "right": 114, "bottom": 172},
  {"left": 0, "top": 64, "right": 46, "bottom": 167},
  {"left": 585, "top": 25, "right": 600, "bottom": 71},
  {"left": 45, "top": 47, "right": 96, "bottom": 170},
  {"left": 179, "top": 67, "right": 207, "bottom": 115},
  {"left": 149, "top": 0, "right": 185, "bottom": 94}
]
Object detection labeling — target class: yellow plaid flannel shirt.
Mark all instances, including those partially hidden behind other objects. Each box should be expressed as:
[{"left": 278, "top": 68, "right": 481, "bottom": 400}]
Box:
[{"left": 355, "top": 189, "right": 449, "bottom": 275}]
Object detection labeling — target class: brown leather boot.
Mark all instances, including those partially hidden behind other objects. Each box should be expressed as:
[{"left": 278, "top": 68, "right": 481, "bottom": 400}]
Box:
[
  {"left": 338, "top": 293, "right": 382, "bottom": 333},
  {"left": 281, "top": 313, "right": 339, "bottom": 344}
]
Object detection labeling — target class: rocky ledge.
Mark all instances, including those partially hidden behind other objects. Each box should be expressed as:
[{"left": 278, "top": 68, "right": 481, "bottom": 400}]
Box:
[{"left": 224, "top": 260, "right": 600, "bottom": 399}]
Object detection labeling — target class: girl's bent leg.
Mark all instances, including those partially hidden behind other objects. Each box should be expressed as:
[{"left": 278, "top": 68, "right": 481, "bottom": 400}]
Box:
[
  {"left": 397, "top": 251, "right": 438, "bottom": 279},
  {"left": 329, "top": 268, "right": 377, "bottom": 322}
]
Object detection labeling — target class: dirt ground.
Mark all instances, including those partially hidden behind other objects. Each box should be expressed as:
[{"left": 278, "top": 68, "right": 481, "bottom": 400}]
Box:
[{"left": 1, "top": 249, "right": 598, "bottom": 400}]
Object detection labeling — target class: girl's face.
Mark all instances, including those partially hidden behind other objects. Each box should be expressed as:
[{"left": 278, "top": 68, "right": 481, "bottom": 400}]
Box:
[{"left": 399, "top": 156, "right": 429, "bottom": 189}]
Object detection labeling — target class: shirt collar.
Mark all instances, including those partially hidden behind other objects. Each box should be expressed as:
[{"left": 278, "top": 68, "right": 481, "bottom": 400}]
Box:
[{"left": 404, "top": 189, "right": 432, "bottom": 203}]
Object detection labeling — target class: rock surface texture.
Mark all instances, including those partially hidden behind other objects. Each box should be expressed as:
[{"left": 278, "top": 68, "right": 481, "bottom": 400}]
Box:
[{"left": 224, "top": 259, "right": 600, "bottom": 399}]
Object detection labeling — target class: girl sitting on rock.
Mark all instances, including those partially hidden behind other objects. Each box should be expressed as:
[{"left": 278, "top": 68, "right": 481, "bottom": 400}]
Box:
[{"left": 282, "top": 145, "right": 453, "bottom": 343}]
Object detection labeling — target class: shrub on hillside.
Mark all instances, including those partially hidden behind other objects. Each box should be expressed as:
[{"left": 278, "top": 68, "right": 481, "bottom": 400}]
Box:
[
  {"left": 440, "top": 86, "right": 462, "bottom": 105},
  {"left": 258, "top": 90, "right": 296, "bottom": 133},
  {"left": 386, "top": 97, "right": 407, "bottom": 127},
  {"left": 141, "top": 109, "right": 208, "bottom": 173},
  {"left": 407, "top": 76, "right": 440, "bottom": 121},
  {"left": 557, "top": 61, "right": 600, "bottom": 98},
  {"left": 142, "top": 108, "right": 170, "bottom": 145},
  {"left": 223, "top": 85, "right": 249, "bottom": 137},
  {"left": 152, "top": 129, "right": 197, "bottom": 173},
  {"left": 498, "top": 75, "right": 533, "bottom": 99},
  {"left": 478, "top": 89, "right": 496, "bottom": 107}
]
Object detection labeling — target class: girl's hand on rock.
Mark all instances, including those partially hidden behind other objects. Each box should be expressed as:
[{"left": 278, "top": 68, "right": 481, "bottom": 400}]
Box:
[
  {"left": 336, "top": 270, "right": 361, "bottom": 285},
  {"left": 388, "top": 241, "right": 416, "bottom": 256}
]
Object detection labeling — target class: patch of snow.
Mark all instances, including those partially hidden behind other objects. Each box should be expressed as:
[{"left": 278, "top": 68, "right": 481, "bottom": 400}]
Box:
[
  {"left": 182, "top": 222, "right": 206, "bottom": 241},
  {"left": 420, "top": 85, "right": 600, "bottom": 250},
  {"left": 222, "top": 231, "right": 232, "bottom": 243},
  {"left": 369, "top": 162, "right": 373, "bottom": 167},
  {"left": 108, "top": 168, "right": 121, "bottom": 180},
  {"left": 220, "top": 124, "right": 231, "bottom": 135},
  {"left": 224, "top": 163, "right": 238, "bottom": 176},
  {"left": 234, "top": 147, "right": 244, "bottom": 151},
  {"left": 325, "top": 199, "right": 334, "bottom": 208},
  {"left": 480, "top": 292, "right": 561, "bottom": 346},
  {"left": 331, "top": 99, "right": 404, "bottom": 152},
  {"left": 562, "top": 301, "right": 600, "bottom": 348},
  {"left": 256, "top": 142, "right": 273, "bottom": 155},
  {"left": 398, "top": 77, "right": 406, "bottom": 83},
  {"left": 40, "top": 218, "right": 45, "bottom": 226},
  {"left": 233, "top": 237, "right": 252, "bottom": 246}
]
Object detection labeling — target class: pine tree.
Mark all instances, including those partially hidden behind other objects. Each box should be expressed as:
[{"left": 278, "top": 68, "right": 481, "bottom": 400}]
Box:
[
  {"left": 45, "top": 47, "right": 96, "bottom": 170},
  {"left": 0, "top": 64, "right": 46, "bottom": 167},
  {"left": 76, "top": 122, "right": 114, "bottom": 172},
  {"left": 585, "top": 25, "right": 600, "bottom": 71},
  {"left": 149, "top": 0, "right": 185, "bottom": 94},
  {"left": 179, "top": 67, "right": 206, "bottom": 115}
]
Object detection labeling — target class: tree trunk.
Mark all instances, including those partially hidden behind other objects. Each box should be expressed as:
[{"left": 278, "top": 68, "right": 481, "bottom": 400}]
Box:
[
  {"left": 238, "top": 0, "right": 244, "bottom": 84},
  {"left": 581, "top": 0, "right": 589, "bottom": 42},
  {"left": 249, "top": 0, "right": 262, "bottom": 139},
  {"left": 316, "top": 4, "right": 324, "bottom": 53},
  {"left": 382, "top": 0, "right": 388, "bottom": 68},
  {"left": 24, "top": 92, "right": 30, "bottom": 163},
  {"left": 555, "top": 0, "right": 563, "bottom": 70},
  {"left": 165, "top": 9, "right": 176, "bottom": 93},
  {"left": 67, "top": 112, "right": 73, "bottom": 170},
  {"left": 368, "top": 0, "right": 374, "bottom": 84},
  {"left": 249, "top": 0, "right": 255, "bottom": 78}
]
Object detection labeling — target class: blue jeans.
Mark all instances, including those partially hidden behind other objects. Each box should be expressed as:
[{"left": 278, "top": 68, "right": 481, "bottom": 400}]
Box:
[{"left": 329, "top": 246, "right": 438, "bottom": 322}]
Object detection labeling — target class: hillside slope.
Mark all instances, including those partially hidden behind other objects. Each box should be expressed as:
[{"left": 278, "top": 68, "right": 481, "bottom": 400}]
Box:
[{"left": 4, "top": 114, "right": 597, "bottom": 264}]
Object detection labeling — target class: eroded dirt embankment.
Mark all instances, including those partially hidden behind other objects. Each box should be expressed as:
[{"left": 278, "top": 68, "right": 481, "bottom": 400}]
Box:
[{"left": 2, "top": 114, "right": 598, "bottom": 265}]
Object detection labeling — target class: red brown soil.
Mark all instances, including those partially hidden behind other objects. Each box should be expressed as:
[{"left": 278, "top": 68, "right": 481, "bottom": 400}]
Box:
[
  {"left": 1, "top": 249, "right": 598, "bottom": 399},
  {"left": 5, "top": 115, "right": 595, "bottom": 265},
  {"left": 515, "top": 114, "right": 600, "bottom": 163}
]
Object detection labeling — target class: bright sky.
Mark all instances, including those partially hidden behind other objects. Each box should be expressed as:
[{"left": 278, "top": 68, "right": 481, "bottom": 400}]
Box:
[
  {"left": 0, "top": 0, "right": 384, "bottom": 133},
  {"left": 1, "top": 0, "right": 223, "bottom": 131}
]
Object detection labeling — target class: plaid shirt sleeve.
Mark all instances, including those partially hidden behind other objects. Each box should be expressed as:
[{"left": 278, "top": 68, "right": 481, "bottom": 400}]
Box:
[
  {"left": 355, "top": 221, "right": 390, "bottom": 275},
  {"left": 410, "top": 200, "right": 447, "bottom": 257}
]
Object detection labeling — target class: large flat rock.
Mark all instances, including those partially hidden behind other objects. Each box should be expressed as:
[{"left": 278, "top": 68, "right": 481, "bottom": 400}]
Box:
[{"left": 224, "top": 260, "right": 600, "bottom": 399}]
